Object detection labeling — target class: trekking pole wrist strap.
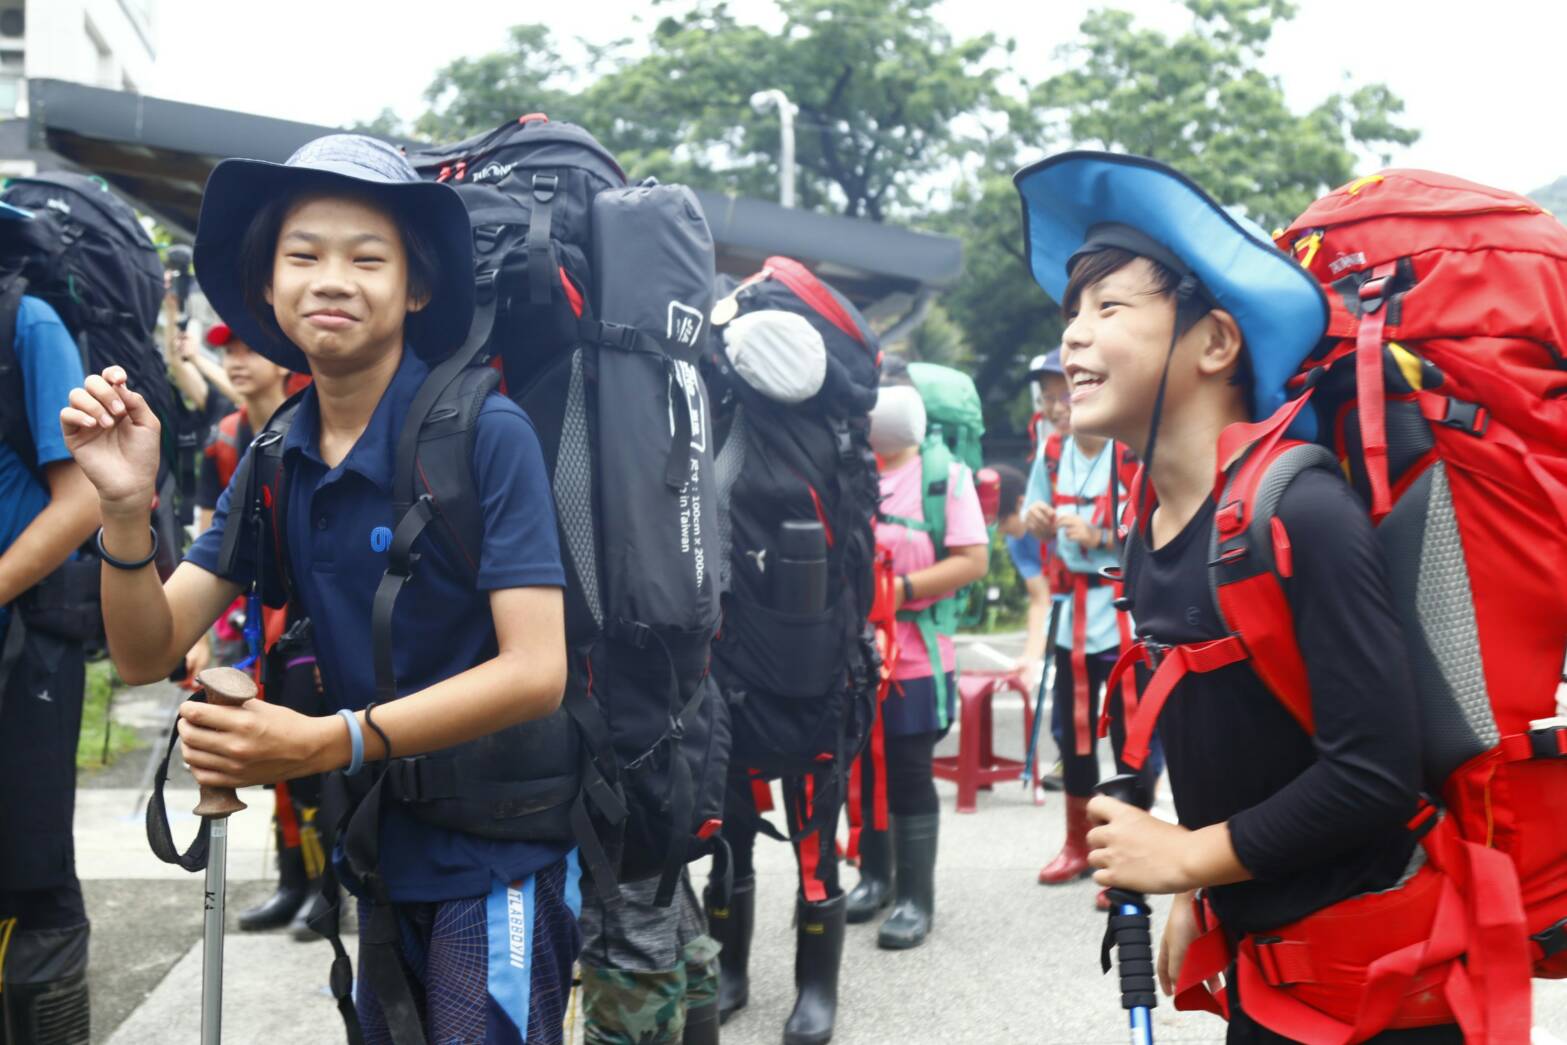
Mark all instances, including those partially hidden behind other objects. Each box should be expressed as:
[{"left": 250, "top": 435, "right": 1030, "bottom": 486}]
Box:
[
  {"left": 337, "top": 709, "right": 365, "bottom": 776},
  {"left": 95, "top": 525, "right": 159, "bottom": 570}
]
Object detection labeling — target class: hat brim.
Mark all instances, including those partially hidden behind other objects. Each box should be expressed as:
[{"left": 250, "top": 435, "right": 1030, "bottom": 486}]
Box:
[
  {"left": 1013, "top": 151, "right": 1327, "bottom": 421},
  {"left": 194, "top": 158, "right": 474, "bottom": 373}
]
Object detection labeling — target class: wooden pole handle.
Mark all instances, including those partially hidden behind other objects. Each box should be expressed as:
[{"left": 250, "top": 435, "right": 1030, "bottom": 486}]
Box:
[{"left": 191, "top": 667, "right": 257, "bottom": 819}]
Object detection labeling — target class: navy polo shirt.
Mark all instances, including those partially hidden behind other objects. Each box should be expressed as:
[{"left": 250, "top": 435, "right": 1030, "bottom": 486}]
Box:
[
  {"left": 187, "top": 348, "right": 569, "bottom": 901},
  {"left": 0, "top": 297, "right": 85, "bottom": 644}
]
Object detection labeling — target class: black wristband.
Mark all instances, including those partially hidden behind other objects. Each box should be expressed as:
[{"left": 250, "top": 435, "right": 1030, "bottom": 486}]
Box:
[
  {"left": 95, "top": 525, "right": 160, "bottom": 571},
  {"left": 902, "top": 574, "right": 915, "bottom": 603}
]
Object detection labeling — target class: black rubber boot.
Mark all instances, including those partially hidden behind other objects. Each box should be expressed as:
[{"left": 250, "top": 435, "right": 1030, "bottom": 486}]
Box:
[
  {"left": 289, "top": 879, "right": 337, "bottom": 942},
  {"left": 2, "top": 924, "right": 90, "bottom": 1045},
  {"left": 681, "top": 1000, "right": 720, "bottom": 1045},
  {"left": 844, "top": 825, "right": 892, "bottom": 924},
  {"left": 238, "top": 822, "right": 308, "bottom": 931},
  {"left": 706, "top": 874, "right": 753, "bottom": 1023},
  {"left": 877, "top": 813, "right": 937, "bottom": 951},
  {"left": 782, "top": 891, "right": 846, "bottom": 1045}
]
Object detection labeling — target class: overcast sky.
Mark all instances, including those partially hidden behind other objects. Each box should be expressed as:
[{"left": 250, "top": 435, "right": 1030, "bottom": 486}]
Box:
[{"left": 150, "top": 0, "right": 1564, "bottom": 197}]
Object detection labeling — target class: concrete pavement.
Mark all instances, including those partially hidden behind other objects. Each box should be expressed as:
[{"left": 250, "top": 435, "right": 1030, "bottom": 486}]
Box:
[{"left": 76, "top": 644, "right": 1567, "bottom": 1043}]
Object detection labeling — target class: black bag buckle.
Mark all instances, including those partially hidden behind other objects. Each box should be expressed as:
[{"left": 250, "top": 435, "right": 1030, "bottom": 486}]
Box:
[
  {"left": 1436, "top": 398, "right": 1489, "bottom": 437},
  {"left": 532, "top": 173, "right": 559, "bottom": 203},
  {"left": 1528, "top": 725, "right": 1567, "bottom": 760},
  {"left": 1533, "top": 916, "right": 1567, "bottom": 959}
]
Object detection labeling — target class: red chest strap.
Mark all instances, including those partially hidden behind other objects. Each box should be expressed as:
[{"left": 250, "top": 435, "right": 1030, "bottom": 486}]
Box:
[{"left": 1100, "top": 636, "right": 1250, "bottom": 769}]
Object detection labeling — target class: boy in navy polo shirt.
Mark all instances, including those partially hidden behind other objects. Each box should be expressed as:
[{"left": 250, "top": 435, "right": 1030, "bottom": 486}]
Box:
[
  {"left": 0, "top": 203, "right": 101, "bottom": 1045},
  {"left": 62, "top": 137, "right": 578, "bottom": 1044}
]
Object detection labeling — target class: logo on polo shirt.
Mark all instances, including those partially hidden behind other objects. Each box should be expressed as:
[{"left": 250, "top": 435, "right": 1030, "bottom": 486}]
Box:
[{"left": 370, "top": 526, "right": 393, "bottom": 553}]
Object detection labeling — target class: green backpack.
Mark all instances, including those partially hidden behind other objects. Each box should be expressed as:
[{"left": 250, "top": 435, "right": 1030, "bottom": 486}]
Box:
[{"left": 883, "top": 362, "right": 986, "bottom": 726}]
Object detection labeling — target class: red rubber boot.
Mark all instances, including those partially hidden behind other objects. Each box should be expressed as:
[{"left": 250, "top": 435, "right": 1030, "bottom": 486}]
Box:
[{"left": 1038, "top": 795, "right": 1093, "bottom": 885}]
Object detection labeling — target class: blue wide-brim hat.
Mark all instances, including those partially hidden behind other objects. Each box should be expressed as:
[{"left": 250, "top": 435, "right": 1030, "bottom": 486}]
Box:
[
  {"left": 1013, "top": 151, "right": 1327, "bottom": 422},
  {"left": 194, "top": 135, "right": 474, "bottom": 373}
]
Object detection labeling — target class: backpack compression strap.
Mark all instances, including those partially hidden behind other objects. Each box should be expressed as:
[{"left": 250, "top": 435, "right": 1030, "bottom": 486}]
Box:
[{"left": 0, "top": 277, "right": 37, "bottom": 473}]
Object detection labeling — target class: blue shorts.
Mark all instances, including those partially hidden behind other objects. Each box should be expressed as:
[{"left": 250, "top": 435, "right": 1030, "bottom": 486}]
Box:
[
  {"left": 356, "top": 852, "right": 583, "bottom": 1044},
  {"left": 884, "top": 672, "right": 957, "bottom": 738},
  {"left": 1005, "top": 534, "right": 1043, "bottom": 580}
]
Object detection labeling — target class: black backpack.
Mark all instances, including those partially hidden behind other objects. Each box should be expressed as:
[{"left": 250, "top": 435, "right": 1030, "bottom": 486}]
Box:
[
  {"left": 199, "top": 119, "right": 730, "bottom": 1045},
  {"left": 706, "top": 256, "right": 883, "bottom": 832},
  {"left": 0, "top": 175, "right": 179, "bottom": 648},
  {"left": 406, "top": 116, "right": 729, "bottom": 896}
]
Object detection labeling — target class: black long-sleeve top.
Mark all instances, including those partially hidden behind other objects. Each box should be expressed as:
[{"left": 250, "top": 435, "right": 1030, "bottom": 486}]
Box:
[{"left": 1128, "top": 467, "right": 1423, "bottom": 933}]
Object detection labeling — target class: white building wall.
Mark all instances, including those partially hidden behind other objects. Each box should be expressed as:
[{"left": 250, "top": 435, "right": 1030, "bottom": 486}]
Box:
[{"left": 19, "top": 0, "right": 156, "bottom": 97}]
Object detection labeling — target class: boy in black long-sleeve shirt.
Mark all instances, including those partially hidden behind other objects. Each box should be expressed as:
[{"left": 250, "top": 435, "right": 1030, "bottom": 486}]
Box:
[{"left": 1013, "top": 153, "right": 1458, "bottom": 1043}]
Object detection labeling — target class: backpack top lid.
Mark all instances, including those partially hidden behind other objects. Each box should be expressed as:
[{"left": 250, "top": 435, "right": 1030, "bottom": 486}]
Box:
[
  {"left": 1014, "top": 150, "right": 1329, "bottom": 423},
  {"left": 906, "top": 360, "right": 984, "bottom": 473},
  {"left": 406, "top": 114, "right": 626, "bottom": 192},
  {"left": 717, "top": 255, "right": 880, "bottom": 415}
]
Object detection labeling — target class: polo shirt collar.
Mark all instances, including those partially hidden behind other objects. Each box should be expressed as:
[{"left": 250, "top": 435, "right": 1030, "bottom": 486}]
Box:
[{"left": 280, "top": 348, "right": 430, "bottom": 493}]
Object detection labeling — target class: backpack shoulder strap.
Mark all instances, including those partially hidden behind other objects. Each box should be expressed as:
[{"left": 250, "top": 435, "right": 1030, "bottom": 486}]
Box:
[
  {"left": 1208, "top": 438, "right": 1340, "bottom": 736},
  {"left": 918, "top": 435, "right": 953, "bottom": 557},
  {"left": 216, "top": 392, "right": 304, "bottom": 593},
  {"left": 0, "top": 279, "right": 39, "bottom": 472}
]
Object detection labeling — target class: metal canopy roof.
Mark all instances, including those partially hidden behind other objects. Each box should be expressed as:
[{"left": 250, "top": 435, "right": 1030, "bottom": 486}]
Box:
[{"left": 19, "top": 78, "right": 961, "bottom": 310}]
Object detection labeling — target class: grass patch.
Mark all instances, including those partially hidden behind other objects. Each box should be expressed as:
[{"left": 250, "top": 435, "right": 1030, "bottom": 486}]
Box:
[{"left": 77, "top": 657, "right": 142, "bottom": 770}]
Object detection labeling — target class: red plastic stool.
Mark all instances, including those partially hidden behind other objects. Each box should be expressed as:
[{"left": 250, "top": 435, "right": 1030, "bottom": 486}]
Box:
[{"left": 932, "top": 669, "right": 1039, "bottom": 813}]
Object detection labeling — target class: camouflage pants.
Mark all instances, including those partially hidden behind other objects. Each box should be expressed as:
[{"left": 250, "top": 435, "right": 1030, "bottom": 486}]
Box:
[{"left": 578, "top": 870, "right": 721, "bottom": 1045}]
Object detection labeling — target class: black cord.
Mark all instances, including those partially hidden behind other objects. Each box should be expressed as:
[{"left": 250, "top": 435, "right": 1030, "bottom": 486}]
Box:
[{"left": 362, "top": 701, "right": 393, "bottom": 765}]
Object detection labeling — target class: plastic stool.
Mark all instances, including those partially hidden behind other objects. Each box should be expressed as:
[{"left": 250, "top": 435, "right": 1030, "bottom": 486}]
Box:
[{"left": 932, "top": 670, "right": 1039, "bottom": 813}]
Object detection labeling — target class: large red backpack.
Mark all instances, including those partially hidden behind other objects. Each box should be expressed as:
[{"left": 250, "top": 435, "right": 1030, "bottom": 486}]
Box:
[{"left": 1111, "top": 171, "right": 1567, "bottom": 1043}]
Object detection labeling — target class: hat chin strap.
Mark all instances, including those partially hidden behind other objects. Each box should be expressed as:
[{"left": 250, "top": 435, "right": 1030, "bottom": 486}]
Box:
[{"left": 1133, "top": 278, "right": 1207, "bottom": 536}]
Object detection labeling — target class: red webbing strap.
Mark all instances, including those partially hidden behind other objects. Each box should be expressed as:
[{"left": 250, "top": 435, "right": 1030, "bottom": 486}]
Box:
[
  {"left": 1119, "top": 638, "right": 1249, "bottom": 770},
  {"left": 1098, "top": 642, "right": 1148, "bottom": 740},
  {"left": 845, "top": 756, "right": 863, "bottom": 861},
  {"left": 1070, "top": 575, "right": 1092, "bottom": 757},
  {"left": 795, "top": 775, "right": 827, "bottom": 903},
  {"left": 1214, "top": 572, "right": 1315, "bottom": 736},
  {"left": 1423, "top": 817, "right": 1533, "bottom": 1043},
  {"left": 1355, "top": 263, "right": 1398, "bottom": 522},
  {"left": 275, "top": 779, "right": 300, "bottom": 850},
  {"left": 750, "top": 774, "right": 774, "bottom": 813},
  {"left": 1114, "top": 590, "right": 1138, "bottom": 722},
  {"left": 1173, "top": 893, "right": 1232, "bottom": 1019},
  {"left": 870, "top": 699, "right": 888, "bottom": 832},
  {"left": 1500, "top": 727, "right": 1567, "bottom": 762}
]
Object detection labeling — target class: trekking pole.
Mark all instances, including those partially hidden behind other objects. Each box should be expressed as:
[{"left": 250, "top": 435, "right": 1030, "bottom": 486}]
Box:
[
  {"left": 1095, "top": 773, "right": 1156, "bottom": 1045},
  {"left": 191, "top": 667, "right": 257, "bottom": 1045},
  {"left": 1021, "top": 596, "right": 1064, "bottom": 786}
]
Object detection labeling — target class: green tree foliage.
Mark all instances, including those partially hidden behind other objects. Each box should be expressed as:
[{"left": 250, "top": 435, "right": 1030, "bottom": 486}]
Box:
[
  {"left": 946, "top": 0, "right": 1419, "bottom": 431},
  {"left": 402, "top": 2, "right": 1005, "bottom": 220},
  {"left": 374, "top": 0, "right": 1420, "bottom": 442}
]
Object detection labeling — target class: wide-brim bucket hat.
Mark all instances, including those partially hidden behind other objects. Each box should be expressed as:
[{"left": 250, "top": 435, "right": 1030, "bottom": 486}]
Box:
[
  {"left": 1013, "top": 151, "right": 1327, "bottom": 421},
  {"left": 194, "top": 134, "right": 474, "bottom": 373}
]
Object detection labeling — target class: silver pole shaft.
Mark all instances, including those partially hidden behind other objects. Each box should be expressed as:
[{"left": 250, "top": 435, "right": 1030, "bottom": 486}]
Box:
[{"left": 201, "top": 818, "right": 228, "bottom": 1045}]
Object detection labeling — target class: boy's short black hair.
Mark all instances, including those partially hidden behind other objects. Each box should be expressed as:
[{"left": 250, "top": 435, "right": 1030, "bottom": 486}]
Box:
[
  {"left": 991, "top": 462, "right": 1027, "bottom": 521},
  {"left": 236, "top": 188, "right": 442, "bottom": 350},
  {"left": 1062, "top": 245, "right": 1253, "bottom": 401}
]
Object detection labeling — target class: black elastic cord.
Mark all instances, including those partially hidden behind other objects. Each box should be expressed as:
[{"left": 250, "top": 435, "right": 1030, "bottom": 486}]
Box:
[
  {"left": 363, "top": 701, "right": 393, "bottom": 764},
  {"left": 95, "top": 526, "right": 159, "bottom": 571},
  {"left": 1133, "top": 284, "right": 1211, "bottom": 536}
]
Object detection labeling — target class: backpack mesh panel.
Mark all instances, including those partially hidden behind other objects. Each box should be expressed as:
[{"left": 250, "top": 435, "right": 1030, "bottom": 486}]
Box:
[
  {"left": 1415, "top": 462, "right": 1499, "bottom": 749},
  {"left": 555, "top": 348, "right": 602, "bottom": 629}
]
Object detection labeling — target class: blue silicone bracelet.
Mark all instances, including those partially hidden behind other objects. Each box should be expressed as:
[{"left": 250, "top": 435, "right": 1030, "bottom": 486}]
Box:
[{"left": 337, "top": 708, "right": 365, "bottom": 776}]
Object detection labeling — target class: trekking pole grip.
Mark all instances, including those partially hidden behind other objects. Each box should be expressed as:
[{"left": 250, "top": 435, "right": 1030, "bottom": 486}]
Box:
[{"left": 191, "top": 667, "right": 257, "bottom": 818}]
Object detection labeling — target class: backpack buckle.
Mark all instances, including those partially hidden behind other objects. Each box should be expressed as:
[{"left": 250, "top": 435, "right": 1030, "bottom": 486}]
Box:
[
  {"left": 1436, "top": 398, "right": 1489, "bottom": 437},
  {"left": 1533, "top": 916, "right": 1567, "bottom": 959},
  {"left": 1528, "top": 725, "right": 1567, "bottom": 760},
  {"left": 532, "top": 173, "right": 559, "bottom": 203},
  {"left": 1216, "top": 499, "right": 1245, "bottom": 536}
]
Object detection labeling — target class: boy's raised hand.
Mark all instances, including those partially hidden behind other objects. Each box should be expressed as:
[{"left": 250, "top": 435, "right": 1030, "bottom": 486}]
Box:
[
  {"left": 1023, "top": 501, "right": 1056, "bottom": 539},
  {"left": 60, "top": 367, "right": 163, "bottom": 513}
]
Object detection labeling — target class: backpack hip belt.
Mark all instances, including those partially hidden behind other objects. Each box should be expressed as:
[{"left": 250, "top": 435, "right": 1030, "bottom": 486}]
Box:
[{"left": 1172, "top": 811, "right": 1531, "bottom": 1044}]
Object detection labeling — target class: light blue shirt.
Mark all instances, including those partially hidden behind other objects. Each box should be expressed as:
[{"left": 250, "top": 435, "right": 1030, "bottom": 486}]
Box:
[{"left": 1023, "top": 435, "right": 1123, "bottom": 655}]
